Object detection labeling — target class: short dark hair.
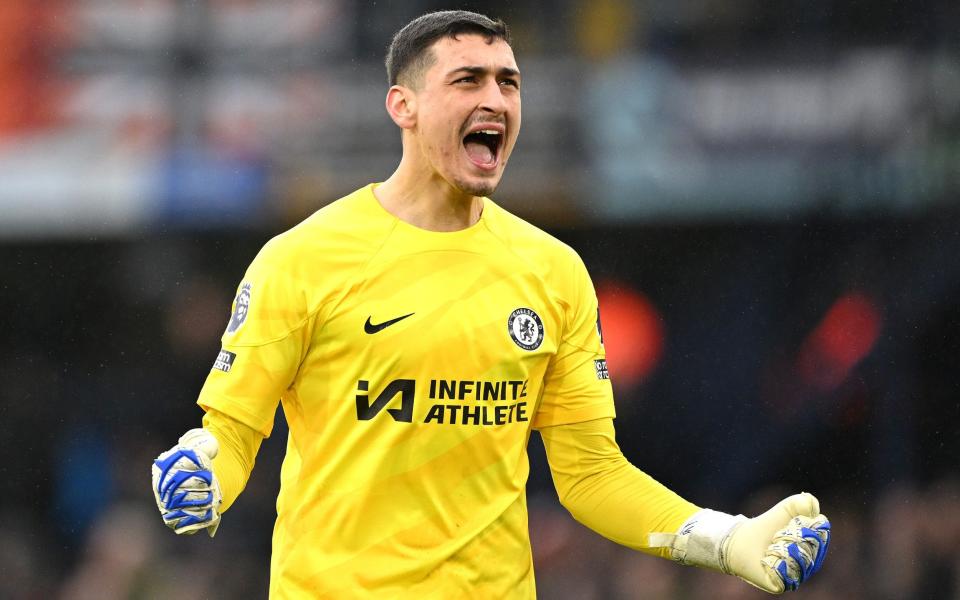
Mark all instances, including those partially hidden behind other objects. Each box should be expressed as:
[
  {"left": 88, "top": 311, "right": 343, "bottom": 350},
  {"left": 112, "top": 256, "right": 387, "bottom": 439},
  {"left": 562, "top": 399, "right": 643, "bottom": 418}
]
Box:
[{"left": 386, "top": 10, "right": 511, "bottom": 87}]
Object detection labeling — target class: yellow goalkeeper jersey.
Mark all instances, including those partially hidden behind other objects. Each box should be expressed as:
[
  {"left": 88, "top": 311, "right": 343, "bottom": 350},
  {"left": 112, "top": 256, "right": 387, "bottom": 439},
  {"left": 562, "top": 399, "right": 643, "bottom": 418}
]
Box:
[{"left": 197, "top": 184, "right": 614, "bottom": 598}]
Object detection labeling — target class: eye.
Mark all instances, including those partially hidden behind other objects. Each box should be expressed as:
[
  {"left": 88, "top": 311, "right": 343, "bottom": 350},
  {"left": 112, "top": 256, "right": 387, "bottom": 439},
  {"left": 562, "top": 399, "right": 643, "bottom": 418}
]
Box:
[
  {"left": 454, "top": 76, "right": 477, "bottom": 84},
  {"left": 499, "top": 78, "right": 519, "bottom": 88}
]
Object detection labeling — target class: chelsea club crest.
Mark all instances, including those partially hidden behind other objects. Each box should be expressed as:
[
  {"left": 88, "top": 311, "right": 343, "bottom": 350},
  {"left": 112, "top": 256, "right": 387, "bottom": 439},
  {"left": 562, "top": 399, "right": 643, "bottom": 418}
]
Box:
[
  {"left": 508, "top": 307, "right": 544, "bottom": 351},
  {"left": 226, "top": 283, "right": 252, "bottom": 334}
]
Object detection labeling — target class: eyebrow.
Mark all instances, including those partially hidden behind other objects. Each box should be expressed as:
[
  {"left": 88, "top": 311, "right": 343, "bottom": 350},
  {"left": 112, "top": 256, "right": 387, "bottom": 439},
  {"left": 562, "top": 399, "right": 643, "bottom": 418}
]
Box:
[{"left": 447, "top": 65, "right": 521, "bottom": 79}]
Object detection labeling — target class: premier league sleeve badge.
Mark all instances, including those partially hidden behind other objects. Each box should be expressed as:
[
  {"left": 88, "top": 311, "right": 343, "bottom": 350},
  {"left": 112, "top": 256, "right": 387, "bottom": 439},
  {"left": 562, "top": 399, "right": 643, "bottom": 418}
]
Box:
[{"left": 226, "top": 283, "right": 252, "bottom": 334}]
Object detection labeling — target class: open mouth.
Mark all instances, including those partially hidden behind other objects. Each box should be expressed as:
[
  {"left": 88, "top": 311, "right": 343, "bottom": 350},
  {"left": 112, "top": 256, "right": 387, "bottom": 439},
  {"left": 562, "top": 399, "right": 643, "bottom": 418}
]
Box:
[{"left": 462, "top": 128, "right": 503, "bottom": 170}]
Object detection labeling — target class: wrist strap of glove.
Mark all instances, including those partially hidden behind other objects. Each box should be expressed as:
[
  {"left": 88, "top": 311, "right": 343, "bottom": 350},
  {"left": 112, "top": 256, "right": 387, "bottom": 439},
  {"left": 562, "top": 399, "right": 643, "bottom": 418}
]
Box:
[{"left": 649, "top": 508, "right": 746, "bottom": 572}]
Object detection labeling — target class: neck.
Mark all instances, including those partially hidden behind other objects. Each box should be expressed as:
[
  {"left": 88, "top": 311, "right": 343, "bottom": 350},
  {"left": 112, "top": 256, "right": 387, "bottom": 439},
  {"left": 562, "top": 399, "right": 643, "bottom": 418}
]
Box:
[{"left": 374, "top": 154, "right": 483, "bottom": 232}]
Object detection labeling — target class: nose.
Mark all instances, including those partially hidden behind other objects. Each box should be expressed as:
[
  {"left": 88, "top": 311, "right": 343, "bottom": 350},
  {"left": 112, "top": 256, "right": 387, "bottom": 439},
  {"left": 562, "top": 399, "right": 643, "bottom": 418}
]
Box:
[{"left": 478, "top": 79, "right": 508, "bottom": 115}]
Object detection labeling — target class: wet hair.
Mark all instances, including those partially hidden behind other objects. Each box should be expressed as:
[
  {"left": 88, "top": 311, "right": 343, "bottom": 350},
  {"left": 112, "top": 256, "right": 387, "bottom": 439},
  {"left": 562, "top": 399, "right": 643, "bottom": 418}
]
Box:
[{"left": 385, "top": 10, "right": 511, "bottom": 88}]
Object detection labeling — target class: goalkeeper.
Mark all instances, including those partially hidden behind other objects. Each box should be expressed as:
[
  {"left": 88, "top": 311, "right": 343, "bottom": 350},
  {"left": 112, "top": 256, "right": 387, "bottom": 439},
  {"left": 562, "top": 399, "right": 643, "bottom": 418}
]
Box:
[{"left": 152, "top": 9, "right": 830, "bottom": 598}]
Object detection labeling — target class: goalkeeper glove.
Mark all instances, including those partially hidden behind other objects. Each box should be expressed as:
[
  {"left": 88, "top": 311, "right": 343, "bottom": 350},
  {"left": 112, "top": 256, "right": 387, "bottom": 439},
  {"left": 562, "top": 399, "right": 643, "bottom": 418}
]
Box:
[
  {"left": 152, "top": 428, "right": 223, "bottom": 537},
  {"left": 658, "top": 492, "right": 830, "bottom": 593}
]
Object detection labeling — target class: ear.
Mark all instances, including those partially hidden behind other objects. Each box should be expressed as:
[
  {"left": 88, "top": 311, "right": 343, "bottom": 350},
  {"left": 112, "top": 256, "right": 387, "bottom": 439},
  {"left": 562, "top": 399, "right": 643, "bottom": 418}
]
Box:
[{"left": 385, "top": 85, "right": 416, "bottom": 130}]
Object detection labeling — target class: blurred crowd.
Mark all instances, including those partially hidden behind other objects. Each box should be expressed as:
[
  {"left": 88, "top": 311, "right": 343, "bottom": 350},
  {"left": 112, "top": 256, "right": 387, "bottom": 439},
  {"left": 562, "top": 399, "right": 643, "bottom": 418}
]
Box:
[
  {"left": 531, "top": 480, "right": 960, "bottom": 600},
  {"left": 5, "top": 215, "right": 959, "bottom": 598},
  {"left": 2, "top": 1, "right": 959, "bottom": 599},
  {"left": 5, "top": 441, "right": 959, "bottom": 599},
  {"left": 2, "top": 0, "right": 959, "bottom": 235}
]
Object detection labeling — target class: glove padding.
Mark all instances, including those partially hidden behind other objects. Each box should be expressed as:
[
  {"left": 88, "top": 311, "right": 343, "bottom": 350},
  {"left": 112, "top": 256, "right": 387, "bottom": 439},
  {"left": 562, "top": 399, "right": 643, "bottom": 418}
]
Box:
[
  {"left": 659, "top": 492, "right": 830, "bottom": 594},
  {"left": 724, "top": 493, "right": 831, "bottom": 593},
  {"left": 151, "top": 428, "right": 223, "bottom": 537}
]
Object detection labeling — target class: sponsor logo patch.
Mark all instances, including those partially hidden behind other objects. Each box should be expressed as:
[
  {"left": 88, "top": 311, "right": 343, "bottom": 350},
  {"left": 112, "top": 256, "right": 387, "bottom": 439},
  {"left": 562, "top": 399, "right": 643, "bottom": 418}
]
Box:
[
  {"left": 355, "top": 377, "right": 531, "bottom": 426},
  {"left": 213, "top": 349, "right": 236, "bottom": 373},
  {"left": 594, "top": 359, "right": 609, "bottom": 380},
  {"left": 508, "top": 307, "right": 544, "bottom": 351}
]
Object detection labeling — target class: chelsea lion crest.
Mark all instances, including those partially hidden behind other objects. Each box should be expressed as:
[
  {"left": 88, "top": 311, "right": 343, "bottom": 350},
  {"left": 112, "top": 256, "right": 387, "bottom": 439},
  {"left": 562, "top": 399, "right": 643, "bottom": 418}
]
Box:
[
  {"left": 226, "top": 283, "right": 252, "bottom": 334},
  {"left": 508, "top": 307, "right": 544, "bottom": 351}
]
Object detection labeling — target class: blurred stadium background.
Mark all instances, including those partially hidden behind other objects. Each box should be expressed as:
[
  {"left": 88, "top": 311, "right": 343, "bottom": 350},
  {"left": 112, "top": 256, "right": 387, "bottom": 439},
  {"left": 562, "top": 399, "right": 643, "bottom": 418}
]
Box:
[{"left": 2, "top": 1, "right": 959, "bottom": 598}]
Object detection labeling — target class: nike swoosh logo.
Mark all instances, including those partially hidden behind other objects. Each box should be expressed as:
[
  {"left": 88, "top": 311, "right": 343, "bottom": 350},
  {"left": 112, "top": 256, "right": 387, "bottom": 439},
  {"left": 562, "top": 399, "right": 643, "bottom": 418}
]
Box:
[{"left": 364, "top": 312, "right": 415, "bottom": 334}]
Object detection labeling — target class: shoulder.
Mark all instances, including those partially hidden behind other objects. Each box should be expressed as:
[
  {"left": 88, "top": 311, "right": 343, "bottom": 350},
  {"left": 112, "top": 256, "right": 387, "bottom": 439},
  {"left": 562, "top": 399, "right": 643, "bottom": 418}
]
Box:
[
  {"left": 485, "top": 201, "right": 595, "bottom": 314},
  {"left": 254, "top": 184, "right": 387, "bottom": 272},
  {"left": 485, "top": 200, "right": 586, "bottom": 275},
  {"left": 238, "top": 185, "right": 389, "bottom": 320}
]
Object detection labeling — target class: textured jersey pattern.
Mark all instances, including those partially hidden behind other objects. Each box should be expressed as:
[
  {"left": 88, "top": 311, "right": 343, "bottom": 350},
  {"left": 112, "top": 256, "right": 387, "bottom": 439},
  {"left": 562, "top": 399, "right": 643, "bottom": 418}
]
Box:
[{"left": 197, "top": 184, "right": 614, "bottom": 598}]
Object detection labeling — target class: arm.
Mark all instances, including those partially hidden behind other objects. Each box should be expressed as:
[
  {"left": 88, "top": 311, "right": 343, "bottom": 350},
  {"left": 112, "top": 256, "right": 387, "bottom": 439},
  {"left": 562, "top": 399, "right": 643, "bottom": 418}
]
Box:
[
  {"left": 202, "top": 408, "right": 263, "bottom": 513},
  {"left": 150, "top": 409, "right": 263, "bottom": 536},
  {"left": 152, "top": 236, "right": 308, "bottom": 535},
  {"left": 540, "top": 417, "right": 831, "bottom": 594},
  {"left": 539, "top": 417, "right": 698, "bottom": 558}
]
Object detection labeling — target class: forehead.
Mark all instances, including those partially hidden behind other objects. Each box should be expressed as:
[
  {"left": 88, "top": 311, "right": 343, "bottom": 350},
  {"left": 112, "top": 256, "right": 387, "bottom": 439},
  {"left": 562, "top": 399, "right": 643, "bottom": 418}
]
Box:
[{"left": 427, "top": 34, "right": 518, "bottom": 75}]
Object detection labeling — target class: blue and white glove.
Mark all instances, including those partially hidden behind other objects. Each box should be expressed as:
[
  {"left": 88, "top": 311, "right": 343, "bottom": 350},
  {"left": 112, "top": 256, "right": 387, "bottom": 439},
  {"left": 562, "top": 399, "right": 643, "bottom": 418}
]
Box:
[
  {"left": 152, "top": 428, "right": 223, "bottom": 537},
  {"left": 654, "top": 493, "right": 830, "bottom": 594}
]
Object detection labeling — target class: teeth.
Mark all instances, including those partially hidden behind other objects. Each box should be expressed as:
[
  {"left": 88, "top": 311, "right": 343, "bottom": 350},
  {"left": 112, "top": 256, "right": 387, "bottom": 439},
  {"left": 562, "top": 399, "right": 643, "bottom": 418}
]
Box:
[{"left": 478, "top": 129, "right": 501, "bottom": 135}]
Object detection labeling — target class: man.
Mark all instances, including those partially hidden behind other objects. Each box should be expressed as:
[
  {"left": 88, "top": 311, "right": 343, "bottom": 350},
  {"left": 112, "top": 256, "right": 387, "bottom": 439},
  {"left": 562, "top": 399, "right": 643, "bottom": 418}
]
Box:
[{"left": 152, "top": 10, "right": 830, "bottom": 598}]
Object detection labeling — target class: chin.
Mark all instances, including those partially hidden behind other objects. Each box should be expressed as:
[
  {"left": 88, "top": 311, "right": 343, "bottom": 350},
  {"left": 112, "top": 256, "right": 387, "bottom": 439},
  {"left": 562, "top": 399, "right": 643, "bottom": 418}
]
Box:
[{"left": 452, "top": 175, "right": 501, "bottom": 198}]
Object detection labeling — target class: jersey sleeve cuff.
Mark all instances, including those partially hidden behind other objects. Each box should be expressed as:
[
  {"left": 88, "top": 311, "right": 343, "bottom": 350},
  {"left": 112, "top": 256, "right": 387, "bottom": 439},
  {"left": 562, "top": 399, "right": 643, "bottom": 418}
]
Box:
[
  {"left": 197, "top": 390, "right": 275, "bottom": 438},
  {"left": 531, "top": 402, "right": 616, "bottom": 429}
]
